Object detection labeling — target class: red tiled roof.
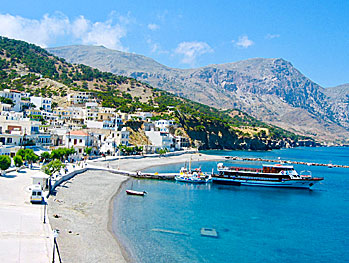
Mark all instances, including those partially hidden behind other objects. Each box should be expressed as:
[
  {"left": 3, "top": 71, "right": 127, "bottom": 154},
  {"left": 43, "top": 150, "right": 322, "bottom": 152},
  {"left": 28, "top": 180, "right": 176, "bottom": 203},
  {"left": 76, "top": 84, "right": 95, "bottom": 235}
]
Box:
[
  {"left": 68, "top": 130, "right": 89, "bottom": 136},
  {"left": 9, "top": 89, "right": 22, "bottom": 93}
]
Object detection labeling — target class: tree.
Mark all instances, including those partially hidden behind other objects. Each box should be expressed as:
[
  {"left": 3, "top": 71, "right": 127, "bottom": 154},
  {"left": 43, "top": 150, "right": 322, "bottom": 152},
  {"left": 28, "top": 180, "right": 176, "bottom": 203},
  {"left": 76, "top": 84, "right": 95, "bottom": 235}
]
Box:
[
  {"left": 24, "top": 149, "right": 39, "bottom": 164},
  {"left": 0, "top": 97, "right": 14, "bottom": 105},
  {"left": 0, "top": 155, "right": 11, "bottom": 173},
  {"left": 42, "top": 159, "right": 65, "bottom": 176},
  {"left": 65, "top": 147, "right": 76, "bottom": 159},
  {"left": 13, "top": 155, "right": 23, "bottom": 167},
  {"left": 84, "top": 147, "right": 92, "bottom": 155},
  {"left": 40, "top": 151, "right": 51, "bottom": 162},
  {"left": 16, "top": 149, "right": 26, "bottom": 159},
  {"left": 50, "top": 148, "right": 65, "bottom": 160},
  {"left": 51, "top": 147, "right": 76, "bottom": 161},
  {"left": 156, "top": 148, "right": 168, "bottom": 156}
]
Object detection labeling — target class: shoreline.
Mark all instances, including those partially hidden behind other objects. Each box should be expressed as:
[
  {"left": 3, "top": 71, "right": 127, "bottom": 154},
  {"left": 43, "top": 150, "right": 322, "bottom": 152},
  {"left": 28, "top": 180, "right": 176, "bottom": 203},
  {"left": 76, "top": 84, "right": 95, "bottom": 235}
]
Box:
[
  {"left": 107, "top": 152, "right": 226, "bottom": 263},
  {"left": 48, "top": 152, "right": 225, "bottom": 262},
  {"left": 107, "top": 178, "right": 134, "bottom": 263}
]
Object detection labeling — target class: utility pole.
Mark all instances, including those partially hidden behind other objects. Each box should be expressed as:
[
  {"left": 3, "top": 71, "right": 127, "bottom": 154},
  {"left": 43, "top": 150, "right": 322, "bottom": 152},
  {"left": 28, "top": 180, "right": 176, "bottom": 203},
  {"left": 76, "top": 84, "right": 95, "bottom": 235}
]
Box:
[{"left": 43, "top": 202, "right": 47, "bottom": 224}]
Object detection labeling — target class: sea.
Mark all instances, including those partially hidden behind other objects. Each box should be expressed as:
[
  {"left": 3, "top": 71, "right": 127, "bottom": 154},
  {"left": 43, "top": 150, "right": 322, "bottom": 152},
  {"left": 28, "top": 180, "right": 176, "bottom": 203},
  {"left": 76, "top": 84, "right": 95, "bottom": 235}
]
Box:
[{"left": 112, "top": 147, "right": 349, "bottom": 263}]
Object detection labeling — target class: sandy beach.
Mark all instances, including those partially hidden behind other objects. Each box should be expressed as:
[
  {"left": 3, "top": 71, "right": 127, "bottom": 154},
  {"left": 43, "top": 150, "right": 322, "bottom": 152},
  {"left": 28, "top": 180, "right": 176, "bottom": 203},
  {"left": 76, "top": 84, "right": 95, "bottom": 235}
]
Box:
[{"left": 47, "top": 152, "right": 224, "bottom": 262}]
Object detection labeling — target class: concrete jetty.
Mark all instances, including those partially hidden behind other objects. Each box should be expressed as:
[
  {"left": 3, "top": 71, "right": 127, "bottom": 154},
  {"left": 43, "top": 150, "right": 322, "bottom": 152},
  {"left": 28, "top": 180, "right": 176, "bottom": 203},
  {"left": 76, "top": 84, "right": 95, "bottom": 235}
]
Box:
[{"left": 225, "top": 156, "right": 349, "bottom": 168}]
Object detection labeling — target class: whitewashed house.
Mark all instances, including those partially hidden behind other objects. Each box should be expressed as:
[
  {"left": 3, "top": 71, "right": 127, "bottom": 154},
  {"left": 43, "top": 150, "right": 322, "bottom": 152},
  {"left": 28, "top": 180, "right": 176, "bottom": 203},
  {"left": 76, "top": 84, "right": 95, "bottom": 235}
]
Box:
[
  {"left": 30, "top": 97, "right": 52, "bottom": 111},
  {"left": 65, "top": 130, "right": 92, "bottom": 154},
  {"left": 155, "top": 120, "right": 175, "bottom": 132},
  {"left": 145, "top": 130, "right": 175, "bottom": 151},
  {"left": 0, "top": 89, "right": 23, "bottom": 111}
]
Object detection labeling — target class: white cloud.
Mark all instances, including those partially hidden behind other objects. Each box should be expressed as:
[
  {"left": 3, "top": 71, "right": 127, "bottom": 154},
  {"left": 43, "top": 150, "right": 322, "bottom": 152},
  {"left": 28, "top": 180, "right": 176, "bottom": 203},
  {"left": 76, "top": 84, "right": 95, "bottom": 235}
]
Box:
[
  {"left": 0, "top": 12, "right": 128, "bottom": 50},
  {"left": 148, "top": 23, "right": 159, "bottom": 31},
  {"left": 234, "top": 35, "right": 254, "bottom": 48},
  {"left": 266, "top": 33, "right": 280, "bottom": 39},
  {"left": 0, "top": 13, "right": 68, "bottom": 47},
  {"left": 148, "top": 40, "right": 160, "bottom": 53},
  {"left": 146, "top": 38, "right": 168, "bottom": 54},
  {"left": 71, "top": 16, "right": 89, "bottom": 38},
  {"left": 175, "top": 41, "right": 213, "bottom": 65},
  {"left": 75, "top": 17, "right": 127, "bottom": 51}
]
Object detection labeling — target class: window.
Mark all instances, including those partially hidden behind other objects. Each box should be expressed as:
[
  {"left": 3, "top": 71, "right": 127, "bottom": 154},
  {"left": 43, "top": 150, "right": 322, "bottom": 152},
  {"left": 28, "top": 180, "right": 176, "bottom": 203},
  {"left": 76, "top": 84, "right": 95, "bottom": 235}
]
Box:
[
  {"left": 37, "top": 192, "right": 41, "bottom": 196},
  {"left": 79, "top": 139, "right": 82, "bottom": 143}
]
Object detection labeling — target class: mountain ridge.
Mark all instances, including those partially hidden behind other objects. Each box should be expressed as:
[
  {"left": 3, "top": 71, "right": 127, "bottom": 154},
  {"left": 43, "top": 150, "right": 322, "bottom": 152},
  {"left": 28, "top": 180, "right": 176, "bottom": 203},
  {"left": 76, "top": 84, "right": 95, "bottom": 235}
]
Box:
[
  {"left": 47, "top": 45, "right": 349, "bottom": 144},
  {"left": 0, "top": 36, "right": 311, "bottom": 150}
]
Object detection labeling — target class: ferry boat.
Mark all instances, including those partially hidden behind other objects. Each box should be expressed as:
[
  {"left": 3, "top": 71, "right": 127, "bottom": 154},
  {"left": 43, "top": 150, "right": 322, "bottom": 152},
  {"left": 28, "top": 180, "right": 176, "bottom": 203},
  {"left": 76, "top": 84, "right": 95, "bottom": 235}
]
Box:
[
  {"left": 212, "top": 163, "right": 323, "bottom": 189},
  {"left": 175, "top": 166, "right": 211, "bottom": 183}
]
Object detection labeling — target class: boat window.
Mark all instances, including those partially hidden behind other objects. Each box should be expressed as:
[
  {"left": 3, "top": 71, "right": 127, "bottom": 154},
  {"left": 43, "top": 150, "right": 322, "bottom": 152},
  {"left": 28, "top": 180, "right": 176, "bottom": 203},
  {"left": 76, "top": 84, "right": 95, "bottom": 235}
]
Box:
[
  {"left": 37, "top": 192, "right": 41, "bottom": 196},
  {"left": 32, "top": 192, "right": 36, "bottom": 196}
]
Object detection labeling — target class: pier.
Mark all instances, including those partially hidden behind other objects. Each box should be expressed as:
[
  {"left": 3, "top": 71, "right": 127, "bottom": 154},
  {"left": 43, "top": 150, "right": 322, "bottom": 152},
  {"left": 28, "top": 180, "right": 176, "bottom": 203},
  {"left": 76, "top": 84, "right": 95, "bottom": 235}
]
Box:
[{"left": 225, "top": 156, "right": 349, "bottom": 168}]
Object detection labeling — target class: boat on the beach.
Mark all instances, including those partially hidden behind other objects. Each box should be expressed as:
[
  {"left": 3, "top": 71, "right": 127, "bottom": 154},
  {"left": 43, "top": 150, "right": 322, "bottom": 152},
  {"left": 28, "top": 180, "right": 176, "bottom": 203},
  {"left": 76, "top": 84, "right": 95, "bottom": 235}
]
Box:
[
  {"left": 212, "top": 163, "right": 323, "bottom": 189},
  {"left": 175, "top": 166, "right": 211, "bottom": 183},
  {"left": 126, "top": 190, "right": 147, "bottom": 196}
]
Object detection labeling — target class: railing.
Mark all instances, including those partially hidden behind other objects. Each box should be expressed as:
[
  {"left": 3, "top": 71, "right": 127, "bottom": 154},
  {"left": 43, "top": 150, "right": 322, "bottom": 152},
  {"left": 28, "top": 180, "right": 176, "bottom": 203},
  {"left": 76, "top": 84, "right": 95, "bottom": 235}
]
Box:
[{"left": 222, "top": 166, "right": 262, "bottom": 172}]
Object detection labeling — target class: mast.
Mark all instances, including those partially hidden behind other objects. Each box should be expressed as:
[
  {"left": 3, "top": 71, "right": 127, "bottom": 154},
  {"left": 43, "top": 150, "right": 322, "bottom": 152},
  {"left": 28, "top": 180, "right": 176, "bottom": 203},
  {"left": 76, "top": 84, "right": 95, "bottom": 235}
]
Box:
[{"left": 189, "top": 155, "right": 192, "bottom": 172}]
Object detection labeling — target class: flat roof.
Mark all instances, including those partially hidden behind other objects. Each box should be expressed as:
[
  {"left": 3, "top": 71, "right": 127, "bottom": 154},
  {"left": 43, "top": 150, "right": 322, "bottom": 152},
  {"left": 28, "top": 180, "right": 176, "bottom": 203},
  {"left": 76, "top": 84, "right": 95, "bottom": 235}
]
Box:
[{"left": 31, "top": 171, "right": 50, "bottom": 179}]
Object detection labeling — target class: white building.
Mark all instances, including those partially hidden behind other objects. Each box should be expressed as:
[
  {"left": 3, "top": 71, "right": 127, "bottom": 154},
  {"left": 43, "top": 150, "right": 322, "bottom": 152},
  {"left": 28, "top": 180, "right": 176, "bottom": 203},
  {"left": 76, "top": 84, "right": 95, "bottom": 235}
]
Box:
[
  {"left": 155, "top": 120, "right": 175, "bottom": 132},
  {"left": 116, "top": 127, "right": 130, "bottom": 146},
  {"left": 0, "top": 115, "right": 51, "bottom": 147},
  {"left": 67, "top": 92, "right": 96, "bottom": 105},
  {"left": 0, "top": 89, "right": 23, "bottom": 111},
  {"left": 0, "top": 103, "right": 12, "bottom": 112},
  {"left": 86, "top": 120, "right": 103, "bottom": 129},
  {"left": 30, "top": 97, "right": 52, "bottom": 111},
  {"left": 0, "top": 145, "right": 19, "bottom": 157},
  {"left": 84, "top": 107, "right": 99, "bottom": 121},
  {"left": 130, "top": 111, "right": 153, "bottom": 121},
  {"left": 100, "top": 127, "right": 130, "bottom": 154},
  {"left": 174, "top": 136, "right": 190, "bottom": 150},
  {"left": 65, "top": 130, "right": 92, "bottom": 154},
  {"left": 145, "top": 130, "right": 175, "bottom": 151}
]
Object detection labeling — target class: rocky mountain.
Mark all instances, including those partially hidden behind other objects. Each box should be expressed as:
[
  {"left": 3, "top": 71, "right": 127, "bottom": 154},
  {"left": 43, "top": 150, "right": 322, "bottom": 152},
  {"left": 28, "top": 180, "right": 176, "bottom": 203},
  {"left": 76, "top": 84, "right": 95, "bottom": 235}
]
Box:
[
  {"left": 1, "top": 36, "right": 311, "bottom": 150},
  {"left": 323, "top": 84, "right": 349, "bottom": 134},
  {"left": 48, "top": 45, "right": 349, "bottom": 144}
]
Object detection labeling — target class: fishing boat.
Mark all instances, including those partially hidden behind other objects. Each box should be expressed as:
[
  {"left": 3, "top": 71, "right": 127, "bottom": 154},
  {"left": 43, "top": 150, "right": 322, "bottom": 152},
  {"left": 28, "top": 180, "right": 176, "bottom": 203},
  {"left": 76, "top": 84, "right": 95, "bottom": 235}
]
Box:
[
  {"left": 175, "top": 166, "right": 211, "bottom": 183},
  {"left": 212, "top": 163, "right": 323, "bottom": 189},
  {"left": 126, "top": 190, "right": 147, "bottom": 196}
]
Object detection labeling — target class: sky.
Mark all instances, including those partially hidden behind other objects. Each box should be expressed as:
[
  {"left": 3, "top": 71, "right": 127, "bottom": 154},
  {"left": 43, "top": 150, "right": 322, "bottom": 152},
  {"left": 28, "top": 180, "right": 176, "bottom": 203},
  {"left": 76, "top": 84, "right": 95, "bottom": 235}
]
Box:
[{"left": 0, "top": 0, "right": 348, "bottom": 87}]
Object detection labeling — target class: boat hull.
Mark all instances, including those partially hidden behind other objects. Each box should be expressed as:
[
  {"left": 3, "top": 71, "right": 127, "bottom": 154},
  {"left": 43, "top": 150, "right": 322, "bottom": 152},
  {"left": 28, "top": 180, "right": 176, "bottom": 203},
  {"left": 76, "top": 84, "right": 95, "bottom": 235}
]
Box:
[
  {"left": 126, "top": 190, "right": 146, "bottom": 196},
  {"left": 175, "top": 177, "right": 209, "bottom": 184},
  {"left": 212, "top": 177, "right": 320, "bottom": 189}
]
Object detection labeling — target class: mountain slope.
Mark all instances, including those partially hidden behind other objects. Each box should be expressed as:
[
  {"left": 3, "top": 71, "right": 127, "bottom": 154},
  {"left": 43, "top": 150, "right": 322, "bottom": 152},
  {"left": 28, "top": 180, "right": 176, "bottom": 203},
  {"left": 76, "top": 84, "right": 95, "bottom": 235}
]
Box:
[
  {"left": 48, "top": 45, "right": 349, "bottom": 144},
  {"left": 323, "top": 84, "right": 349, "bottom": 131},
  {"left": 0, "top": 36, "right": 310, "bottom": 150}
]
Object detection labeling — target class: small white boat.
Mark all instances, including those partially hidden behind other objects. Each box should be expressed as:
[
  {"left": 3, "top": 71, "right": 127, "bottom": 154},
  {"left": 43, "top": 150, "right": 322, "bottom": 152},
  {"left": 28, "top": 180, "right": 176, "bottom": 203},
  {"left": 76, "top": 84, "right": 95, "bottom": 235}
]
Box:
[
  {"left": 175, "top": 167, "right": 211, "bottom": 184},
  {"left": 126, "top": 190, "right": 147, "bottom": 196}
]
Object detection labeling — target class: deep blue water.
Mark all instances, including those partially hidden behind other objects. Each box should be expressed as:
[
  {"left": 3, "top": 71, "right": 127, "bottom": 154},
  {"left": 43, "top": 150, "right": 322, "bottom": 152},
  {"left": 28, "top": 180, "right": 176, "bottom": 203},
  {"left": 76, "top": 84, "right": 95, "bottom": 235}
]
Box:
[{"left": 112, "top": 147, "right": 349, "bottom": 263}]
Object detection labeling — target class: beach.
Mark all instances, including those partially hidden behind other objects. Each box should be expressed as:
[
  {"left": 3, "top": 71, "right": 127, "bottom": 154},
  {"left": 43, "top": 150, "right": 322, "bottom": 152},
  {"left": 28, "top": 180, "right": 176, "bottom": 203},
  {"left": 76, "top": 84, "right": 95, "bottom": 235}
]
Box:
[{"left": 47, "top": 152, "right": 224, "bottom": 262}]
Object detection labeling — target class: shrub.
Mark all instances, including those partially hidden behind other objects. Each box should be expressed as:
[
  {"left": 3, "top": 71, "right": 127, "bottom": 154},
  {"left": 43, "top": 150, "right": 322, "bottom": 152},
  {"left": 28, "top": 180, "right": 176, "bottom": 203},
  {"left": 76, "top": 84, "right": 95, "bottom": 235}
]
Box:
[{"left": 0, "top": 155, "right": 11, "bottom": 171}]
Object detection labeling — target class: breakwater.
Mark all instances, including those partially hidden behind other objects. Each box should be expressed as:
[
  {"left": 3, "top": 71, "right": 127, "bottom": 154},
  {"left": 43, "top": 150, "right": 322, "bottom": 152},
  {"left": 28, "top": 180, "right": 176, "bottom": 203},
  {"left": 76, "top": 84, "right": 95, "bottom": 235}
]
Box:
[{"left": 225, "top": 156, "right": 349, "bottom": 168}]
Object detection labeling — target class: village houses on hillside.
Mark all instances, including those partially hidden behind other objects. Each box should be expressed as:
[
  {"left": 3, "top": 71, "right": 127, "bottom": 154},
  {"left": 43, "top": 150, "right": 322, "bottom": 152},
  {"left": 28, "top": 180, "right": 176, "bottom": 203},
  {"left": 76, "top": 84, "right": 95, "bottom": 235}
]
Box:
[{"left": 0, "top": 90, "right": 190, "bottom": 158}]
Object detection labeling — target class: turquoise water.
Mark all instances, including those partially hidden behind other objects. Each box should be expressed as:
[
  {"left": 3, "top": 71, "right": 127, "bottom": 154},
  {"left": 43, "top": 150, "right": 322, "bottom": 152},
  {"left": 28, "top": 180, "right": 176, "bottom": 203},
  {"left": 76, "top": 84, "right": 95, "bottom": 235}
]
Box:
[{"left": 112, "top": 147, "right": 349, "bottom": 262}]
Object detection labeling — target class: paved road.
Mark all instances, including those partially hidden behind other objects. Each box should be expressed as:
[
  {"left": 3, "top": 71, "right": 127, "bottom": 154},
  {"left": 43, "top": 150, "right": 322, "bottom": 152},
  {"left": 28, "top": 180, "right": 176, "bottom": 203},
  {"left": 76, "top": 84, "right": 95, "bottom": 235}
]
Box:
[{"left": 0, "top": 166, "right": 53, "bottom": 263}]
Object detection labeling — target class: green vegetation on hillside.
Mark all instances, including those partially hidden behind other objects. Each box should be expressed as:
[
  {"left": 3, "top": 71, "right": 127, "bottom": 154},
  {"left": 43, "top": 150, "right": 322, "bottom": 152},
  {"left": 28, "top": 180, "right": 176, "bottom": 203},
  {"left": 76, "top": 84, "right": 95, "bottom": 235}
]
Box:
[{"left": 0, "top": 36, "right": 313, "bottom": 149}]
